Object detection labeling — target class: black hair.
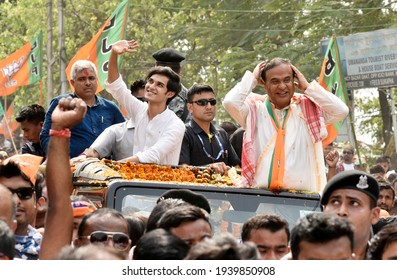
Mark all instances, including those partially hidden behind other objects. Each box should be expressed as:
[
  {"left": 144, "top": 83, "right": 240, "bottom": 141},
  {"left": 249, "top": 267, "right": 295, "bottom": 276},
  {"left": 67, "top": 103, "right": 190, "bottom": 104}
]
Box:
[
  {"left": 130, "top": 79, "right": 146, "bottom": 95},
  {"left": 260, "top": 57, "right": 292, "bottom": 82},
  {"left": 370, "top": 222, "right": 397, "bottom": 260},
  {"left": 379, "top": 183, "right": 395, "bottom": 199},
  {"left": 157, "top": 204, "right": 211, "bottom": 231},
  {"left": 146, "top": 198, "right": 188, "bottom": 232},
  {"left": 376, "top": 156, "right": 390, "bottom": 164},
  {"left": 290, "top": 213, "right": 354, "bottom": 260},
  {"left": 0, "top": 162, "right": 43, "bottom": 200},
  {"left": 157, "top": 189, "right": 211, "bottom": 214},
  {"left": 15, "top": 104, "right": 45, "bottom": 124},
  {"left": 241, "top": 213, "right": 290, "bottom": 242},
  {"left": 186, "top": 84, "right": 215, "bottom": 103},
  {"left": 370, "top": 164, "right": 386, "bottom": 175},
  {"left": 124, "top": 213, "right": 147, "bottom": 247},
  {"left": 133, "top": 228, "right": 190, "bottom": 260},
  {"left": 145, "top": 66, "right": 181, "bottom": 105},
  {"left": 77, "top": 208, "right": 127, "bottom": 238},
  {"left": 185, "top": 232, "right": 259, "bottom": 260}
]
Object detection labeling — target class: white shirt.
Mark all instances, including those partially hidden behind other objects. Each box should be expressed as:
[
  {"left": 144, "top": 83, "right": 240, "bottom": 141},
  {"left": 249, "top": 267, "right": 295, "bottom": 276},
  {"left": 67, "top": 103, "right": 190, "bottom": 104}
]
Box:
[
  {"left": 223, "top": 71, "right": 349, "bottom": 193},
  {"left": 343, "top": 162, "right": 355, "bottom": 171},
  {"left": 90, "top": 119, "right": 135, "bottom": 161},
  {"left": 105, "top": 75, "right": 185, "bottom": 165}
]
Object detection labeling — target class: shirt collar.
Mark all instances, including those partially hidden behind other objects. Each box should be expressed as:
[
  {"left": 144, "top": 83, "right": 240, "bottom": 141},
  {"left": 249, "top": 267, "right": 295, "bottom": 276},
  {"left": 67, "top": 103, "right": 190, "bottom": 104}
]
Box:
[
  {"left": 73, "top": 93, "right": 100, "bottom": 107},
  {"left": 189, "top": 119, "right": 218, "bottom": 135}
]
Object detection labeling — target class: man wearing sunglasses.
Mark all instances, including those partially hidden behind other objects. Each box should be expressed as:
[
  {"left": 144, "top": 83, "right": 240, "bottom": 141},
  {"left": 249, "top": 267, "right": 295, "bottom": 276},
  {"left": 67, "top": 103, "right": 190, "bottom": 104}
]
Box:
[
  {"left": 105, "top": 40, "right": 185, "bottom": 165},
  {"left": 179, "top": 84, "right": 240, "bottom": 175},
  {"left": 336, "top": 145, "right": 356, "bottom": 174},
  {"left": 223, "top": 58, "right": 349, "bottom": 192},
  {"left": 0, "top": 155, "right": 44, "bottom": 260},
  {"left": 74, "top": 208, "right": 131, "bottom": 259}
]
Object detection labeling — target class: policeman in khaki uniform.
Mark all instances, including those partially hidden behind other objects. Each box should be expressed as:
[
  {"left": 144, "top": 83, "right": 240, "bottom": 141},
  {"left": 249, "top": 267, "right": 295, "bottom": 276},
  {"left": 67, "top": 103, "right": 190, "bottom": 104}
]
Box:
[{"left": 152, "top": 48, "right": 189, "bottom": 123}]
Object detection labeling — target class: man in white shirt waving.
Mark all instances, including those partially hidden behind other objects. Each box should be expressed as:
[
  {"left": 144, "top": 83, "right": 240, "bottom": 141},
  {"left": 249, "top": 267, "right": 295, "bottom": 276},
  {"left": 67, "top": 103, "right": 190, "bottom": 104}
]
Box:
[{"left": 105, "top": 40, "right": 185, "bottom": 165}]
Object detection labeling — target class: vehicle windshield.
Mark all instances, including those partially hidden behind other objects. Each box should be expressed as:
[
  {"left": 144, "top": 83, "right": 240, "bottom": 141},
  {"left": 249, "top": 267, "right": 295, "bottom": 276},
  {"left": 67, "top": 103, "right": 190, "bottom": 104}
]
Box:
[{"left": 105, "top": 180, "right": 321, "bottom": 238}]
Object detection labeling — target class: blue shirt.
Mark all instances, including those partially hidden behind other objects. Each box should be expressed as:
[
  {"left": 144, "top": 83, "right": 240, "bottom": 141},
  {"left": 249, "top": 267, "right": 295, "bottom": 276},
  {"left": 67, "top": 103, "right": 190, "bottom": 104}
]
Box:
[{"left": 40, "top": 93, "right": 125, "bottom": 158}]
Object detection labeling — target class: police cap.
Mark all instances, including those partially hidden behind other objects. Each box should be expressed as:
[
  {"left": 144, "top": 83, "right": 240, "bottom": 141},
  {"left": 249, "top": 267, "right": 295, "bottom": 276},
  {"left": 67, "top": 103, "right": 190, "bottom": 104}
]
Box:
[
  {"left": 321, "top": 170, "right": 379, "bottom": 206},
  {"left": 152, "top": 48, "right": 185, "bottom": 67},
  {"left": 157, "top": 189, "right": 211, "bottom": 214}
]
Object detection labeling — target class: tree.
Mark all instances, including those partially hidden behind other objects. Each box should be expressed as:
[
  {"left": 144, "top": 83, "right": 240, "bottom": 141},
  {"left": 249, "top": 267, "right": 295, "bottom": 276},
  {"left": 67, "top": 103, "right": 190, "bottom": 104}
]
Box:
[{"left": 0, "top": 0, "right": 396, "bottom": 152}]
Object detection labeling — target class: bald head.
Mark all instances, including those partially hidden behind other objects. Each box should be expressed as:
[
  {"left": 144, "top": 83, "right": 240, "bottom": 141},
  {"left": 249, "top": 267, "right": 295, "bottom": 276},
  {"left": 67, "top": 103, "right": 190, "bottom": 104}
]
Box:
[{"left": 0, "top": 185, "right": 16, "bottom": 231}]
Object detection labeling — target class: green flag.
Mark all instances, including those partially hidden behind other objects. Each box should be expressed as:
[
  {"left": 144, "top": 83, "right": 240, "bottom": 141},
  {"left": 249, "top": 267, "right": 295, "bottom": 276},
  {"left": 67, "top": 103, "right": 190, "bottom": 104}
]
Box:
[
  {"left": 65, "top": 0, "right": 129, "bottom": 93},
  {"left": 318, "top": 35, "right": 349, "bottom": 146}
]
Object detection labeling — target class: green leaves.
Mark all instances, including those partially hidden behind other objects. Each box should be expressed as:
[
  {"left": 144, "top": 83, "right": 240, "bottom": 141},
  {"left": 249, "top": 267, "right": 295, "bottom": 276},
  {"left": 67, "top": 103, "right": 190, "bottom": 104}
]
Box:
[{"left": 0, "top": 0, "right": 396, "bottom": 151}]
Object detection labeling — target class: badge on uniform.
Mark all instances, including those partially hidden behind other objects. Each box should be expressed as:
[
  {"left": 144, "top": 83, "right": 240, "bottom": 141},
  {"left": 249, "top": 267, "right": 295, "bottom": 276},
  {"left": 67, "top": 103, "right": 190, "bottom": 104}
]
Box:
[{"left": 356, "top": 175, "right": 369, "bottom": 189}]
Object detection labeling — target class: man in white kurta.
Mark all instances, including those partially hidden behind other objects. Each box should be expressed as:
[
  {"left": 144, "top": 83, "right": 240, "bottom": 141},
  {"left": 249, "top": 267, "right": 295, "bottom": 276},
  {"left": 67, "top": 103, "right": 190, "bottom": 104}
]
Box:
[
  {"left": 223, "top": 59, "right": 349, "bottom": 193},
  {"left": 105, "top": 39, "right": 185, "bottom": 165}
]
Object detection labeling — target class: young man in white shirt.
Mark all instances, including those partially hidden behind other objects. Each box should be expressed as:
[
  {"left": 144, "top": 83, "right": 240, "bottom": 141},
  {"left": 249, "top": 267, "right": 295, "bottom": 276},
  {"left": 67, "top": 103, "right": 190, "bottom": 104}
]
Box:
[{"left": 105, "top": 40, "right": 185, "bottom": 165}]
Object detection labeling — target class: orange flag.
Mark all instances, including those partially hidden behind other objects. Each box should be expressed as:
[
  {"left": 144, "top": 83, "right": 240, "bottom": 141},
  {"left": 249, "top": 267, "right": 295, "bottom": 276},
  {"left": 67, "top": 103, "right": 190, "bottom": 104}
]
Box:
[
  {"left": 0, "top": 102, "right": 19, "bottom": 139},
  {"left": 0, "top": 32, "right": 43, "bottom": 96},
  {"left": 65, "top": 0, "right": 129, "bottom": 93}
]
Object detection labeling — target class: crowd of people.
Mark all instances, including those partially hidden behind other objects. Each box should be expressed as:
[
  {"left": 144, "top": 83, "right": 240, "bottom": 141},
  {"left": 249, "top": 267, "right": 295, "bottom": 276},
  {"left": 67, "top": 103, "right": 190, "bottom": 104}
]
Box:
[{"left": 0, "top": 38, "right": 396, "bottom": 260}]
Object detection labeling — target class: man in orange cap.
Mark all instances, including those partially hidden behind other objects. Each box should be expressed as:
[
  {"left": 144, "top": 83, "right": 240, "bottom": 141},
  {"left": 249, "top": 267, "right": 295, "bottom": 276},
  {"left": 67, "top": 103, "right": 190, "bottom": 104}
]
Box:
[
  {"left": 70, "top": 195, "right": 97, "bottom": 241},
  {"left": 0, "top": 154, "right": 44, "bottom": 259}
]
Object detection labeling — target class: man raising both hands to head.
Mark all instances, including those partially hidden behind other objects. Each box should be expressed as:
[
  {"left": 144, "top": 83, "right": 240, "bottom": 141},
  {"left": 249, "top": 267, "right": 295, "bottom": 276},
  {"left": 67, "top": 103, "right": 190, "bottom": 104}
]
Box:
[
  {"left": 105, "top": 40, "right": 185, "bottom": 165},
  {"left": 223, "top": 58, "right": 349, "bottom": 192}
]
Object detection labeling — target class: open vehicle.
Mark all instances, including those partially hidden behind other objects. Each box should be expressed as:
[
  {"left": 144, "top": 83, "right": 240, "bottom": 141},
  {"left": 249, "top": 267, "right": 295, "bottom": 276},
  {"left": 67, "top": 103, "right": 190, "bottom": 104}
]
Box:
[{"left": 73, "top": 176, "right": 321, "bottom": 237}]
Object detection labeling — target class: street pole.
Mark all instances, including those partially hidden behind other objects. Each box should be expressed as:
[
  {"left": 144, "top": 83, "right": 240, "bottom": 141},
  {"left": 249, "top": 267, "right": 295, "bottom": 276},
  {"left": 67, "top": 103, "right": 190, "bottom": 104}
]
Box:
[
  {"left": 390, "top": 88, "right": 397, "bottom": 155},
  {"left": 47, "top": 0, "right": 53, "bottom": 105},
  {"left": 58, "top": 0, "right": 68, "bottom": 93}
]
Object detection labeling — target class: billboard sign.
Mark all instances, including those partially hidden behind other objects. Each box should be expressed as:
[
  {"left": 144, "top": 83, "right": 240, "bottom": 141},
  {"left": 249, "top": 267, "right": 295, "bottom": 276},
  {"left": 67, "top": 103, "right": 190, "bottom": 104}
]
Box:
[{"left": 321, "top": 28, "right": 397, "bottom": 89}]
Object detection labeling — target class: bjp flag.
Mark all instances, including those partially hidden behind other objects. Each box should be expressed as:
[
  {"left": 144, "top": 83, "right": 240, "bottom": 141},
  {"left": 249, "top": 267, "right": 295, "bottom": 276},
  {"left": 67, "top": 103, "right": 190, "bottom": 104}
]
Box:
[
  {"left": 318, "top": 35, "right": 349, "bottom": 147},
  {"left": 0, "top": 32, "right": 43, "bottom": 96},
  {"left": 65, "top": 0, "right": 129, "bottom": 93}
]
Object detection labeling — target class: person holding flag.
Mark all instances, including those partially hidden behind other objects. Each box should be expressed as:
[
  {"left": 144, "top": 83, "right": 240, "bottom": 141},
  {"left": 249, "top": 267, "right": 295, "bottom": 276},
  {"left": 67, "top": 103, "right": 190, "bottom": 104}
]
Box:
[{"left": 223, "top": 58, "right": 349, "bottom": 193}]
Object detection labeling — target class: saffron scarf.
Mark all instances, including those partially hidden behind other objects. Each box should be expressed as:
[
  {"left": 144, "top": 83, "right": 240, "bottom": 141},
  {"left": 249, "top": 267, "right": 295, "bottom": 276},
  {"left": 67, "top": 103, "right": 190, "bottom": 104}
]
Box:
[{"left": 265, "top": 99, "right": 291, "bottom": 191}]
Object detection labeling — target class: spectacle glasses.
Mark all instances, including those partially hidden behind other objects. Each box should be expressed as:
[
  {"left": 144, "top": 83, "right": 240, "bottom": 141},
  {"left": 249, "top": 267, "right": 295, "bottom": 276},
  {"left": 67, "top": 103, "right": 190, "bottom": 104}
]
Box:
[
  {"left": 190, "top": 99, "right": 217, "bottom": 106},
  {"left": 8, "top": 187, "right": 34, "bottom": 200},
  {"left": 343, "top": 151, "right": 353, "bottom": 155},
  {"left": 79, "top": 231, "right": 131, "bottom": 250}
]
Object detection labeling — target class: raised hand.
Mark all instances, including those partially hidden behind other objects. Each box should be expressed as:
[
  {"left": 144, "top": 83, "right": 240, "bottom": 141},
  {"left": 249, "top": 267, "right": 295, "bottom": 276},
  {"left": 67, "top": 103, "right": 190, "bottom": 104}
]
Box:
[
  {"left": 253, "top": 61, "right": 266, "bottom": 87},
  {"left": 51, "top": 97, "right": 87, "bottom": 130},
  {"left": 111, "top": 40, "right": 139, "bottom": 55},
  {"left": 325, "top": 149, "right": 339, "bottom": 168},
  {"left": 291, "top": 64, "right": 310, "bottom": 92}
]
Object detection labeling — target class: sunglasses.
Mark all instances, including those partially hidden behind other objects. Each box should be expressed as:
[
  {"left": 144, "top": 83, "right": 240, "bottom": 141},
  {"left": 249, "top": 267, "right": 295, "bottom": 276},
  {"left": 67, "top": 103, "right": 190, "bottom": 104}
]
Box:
[
  {"left": 8, "top": 187, "right": 34, "bottom": 200},
  {"left": 79, "top": 231, "right": 131, "bottom": 250},
  {"left": 190, "top": 98, "right": 217, "bottom": 106}
]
